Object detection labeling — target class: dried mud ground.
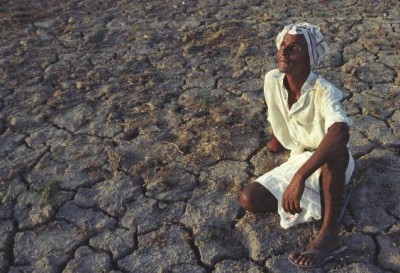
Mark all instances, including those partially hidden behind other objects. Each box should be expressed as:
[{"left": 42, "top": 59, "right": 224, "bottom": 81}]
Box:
[{"left": 0, "top": 0, "right": 399, "bottom": 273}]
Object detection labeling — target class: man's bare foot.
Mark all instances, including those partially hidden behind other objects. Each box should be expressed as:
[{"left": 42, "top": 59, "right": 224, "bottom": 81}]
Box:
[
  {"left": 288, "top": 228, "right": 342, "bottom": 267},
  {"left": 267, "top": 135, "right": 284, "bottom": 153}
]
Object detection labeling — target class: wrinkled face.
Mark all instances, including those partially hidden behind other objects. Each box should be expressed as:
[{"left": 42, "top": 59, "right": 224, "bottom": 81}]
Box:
[{"left": 277, "top": 34, "right": 310, "bottom": 74}]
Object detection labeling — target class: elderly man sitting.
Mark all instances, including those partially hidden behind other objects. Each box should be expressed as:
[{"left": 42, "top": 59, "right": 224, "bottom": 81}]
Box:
[{"left": 239, "top": 23, "right": 354, "bottom": 268}]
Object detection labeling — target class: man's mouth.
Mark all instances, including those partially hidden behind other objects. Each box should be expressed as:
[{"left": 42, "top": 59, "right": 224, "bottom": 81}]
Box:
[{"left": 279, "top": 59, "right": 290, "bottom": 66}]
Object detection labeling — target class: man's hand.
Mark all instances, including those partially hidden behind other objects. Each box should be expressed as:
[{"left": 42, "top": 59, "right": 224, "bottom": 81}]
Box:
[{"left": 282, "top": 173, "right": 305, "bottom": 214}]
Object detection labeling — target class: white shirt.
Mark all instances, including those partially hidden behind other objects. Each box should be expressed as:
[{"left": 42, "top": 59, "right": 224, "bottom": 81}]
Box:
[{"left": 264, "top": 69, "right": 352, "bottom": 155}]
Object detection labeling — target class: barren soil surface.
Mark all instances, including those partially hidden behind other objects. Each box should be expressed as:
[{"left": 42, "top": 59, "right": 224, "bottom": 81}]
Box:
[{"left": 0, "top": 1, "right": 399, "bottom": 272}]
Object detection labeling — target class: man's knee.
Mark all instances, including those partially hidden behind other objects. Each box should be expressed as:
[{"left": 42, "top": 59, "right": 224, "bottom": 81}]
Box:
[
  {"left": 239, "top": 187, "right": 254, "bottom": 212},
  {"left": 239, "top": 182, "right": 276, "bottom": 213}
]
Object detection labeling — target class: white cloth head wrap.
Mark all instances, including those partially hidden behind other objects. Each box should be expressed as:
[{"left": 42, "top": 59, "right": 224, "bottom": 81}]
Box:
[{"left": 275, "top": 22, "right": 329, "bottom": 69}]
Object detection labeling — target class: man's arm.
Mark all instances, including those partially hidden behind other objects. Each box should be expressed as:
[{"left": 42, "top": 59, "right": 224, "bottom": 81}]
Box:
[{"left": 281, "top": 122, "right": 350, "bottom": 215}]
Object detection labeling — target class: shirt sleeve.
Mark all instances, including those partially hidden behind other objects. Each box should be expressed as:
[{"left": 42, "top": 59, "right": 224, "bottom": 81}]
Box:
[
  {"left": 321, "top": 86, "right": 352, "bottom": 133},
  {"left": 264, "top": 70, "right": 278, "bottom": 107}
]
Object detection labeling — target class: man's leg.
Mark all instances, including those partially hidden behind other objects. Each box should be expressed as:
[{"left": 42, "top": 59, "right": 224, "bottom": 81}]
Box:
[
  {"left": 239, "top": 182, "right": 278, "bottom": 213},
  {"left": 267, "top": 134, "right": 284, "bottom": 153},
  {"left": 289, "top": 147, "right": 349, "bottom": 266}
]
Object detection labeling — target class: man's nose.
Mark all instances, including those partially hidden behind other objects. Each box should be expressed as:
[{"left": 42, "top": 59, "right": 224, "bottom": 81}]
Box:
[{"left": 280, "top": 45, "right": 288, "bottom": 55}]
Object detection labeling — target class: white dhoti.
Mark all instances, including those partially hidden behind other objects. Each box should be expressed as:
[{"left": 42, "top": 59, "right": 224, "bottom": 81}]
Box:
[{"left": 255, "top": 151, "right": 354, "bottom": 229}]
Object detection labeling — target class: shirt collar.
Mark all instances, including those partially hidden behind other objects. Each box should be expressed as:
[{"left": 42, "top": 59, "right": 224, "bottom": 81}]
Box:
[
  {"left": 301, "top": 72, "right": 317, "bottom": 94},
  {"left": 276, "top": 71, "right": 317, "bottom": 95}
]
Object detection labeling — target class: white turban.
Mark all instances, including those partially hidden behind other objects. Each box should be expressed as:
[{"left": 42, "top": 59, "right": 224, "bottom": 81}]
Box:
[{"left": 275, "top": 22, "right": 329, "bottom": 69}]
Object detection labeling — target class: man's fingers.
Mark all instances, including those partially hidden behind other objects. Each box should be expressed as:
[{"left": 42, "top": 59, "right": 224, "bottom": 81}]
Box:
[
  {"left": 281, "top": 199, "right": 287, "bottom": 212},
  {"left": 291, "top": 201, "right": 298, "bottom": 214},
  {"left": 294, "top": 201, "right": 301, "bottom": 213},
  {"left": 282, "top": 190, "right": 303, "bottom": 215},
  {"left": 282, "top": 198, "right": 291, "bottom": 213},
  {"left": 288, "top": 201, "right": 296, "bottom": 215},
  {"left": 284, "top": 199, "right": 294, "bottom": 215},
  {"left": 283, "top": 199, "right": 302, "bottom": 215}
]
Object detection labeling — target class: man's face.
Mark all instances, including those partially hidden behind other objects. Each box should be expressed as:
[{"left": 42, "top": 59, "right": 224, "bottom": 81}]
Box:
[{"left": 277, "top": 34, "right": 310, "bottom": 74}]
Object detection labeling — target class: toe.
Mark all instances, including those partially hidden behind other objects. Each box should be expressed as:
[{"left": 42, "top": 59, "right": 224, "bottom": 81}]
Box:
[
  {"left": 289, "top": 250, "right": 325, "bottom": 267},
  {"left": 292, "top": 253, "right": 320, "bottom": 267},
  {"left": 289, "top": 251, "right": 300, "bottom": 261},
  {"left": 300, "top": 256, "right": 309, "bottom": 266},
  {"left": 304, "top": 256, "right": 315, "bottom": 266},
  {"left": 294, "top": 255, "right": 304, "bottom": 265}
]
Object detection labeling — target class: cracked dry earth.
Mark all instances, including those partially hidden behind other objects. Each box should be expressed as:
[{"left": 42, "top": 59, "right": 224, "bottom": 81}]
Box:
[{"left": 0, "top": 0, "right": 399, "bottom": 272}]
